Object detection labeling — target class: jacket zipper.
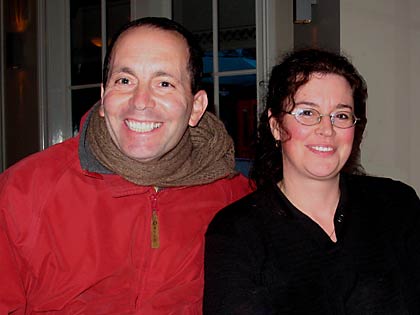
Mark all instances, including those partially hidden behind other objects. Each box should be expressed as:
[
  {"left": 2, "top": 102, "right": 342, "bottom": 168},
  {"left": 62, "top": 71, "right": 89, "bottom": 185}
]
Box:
[{"left": 150, "top": 192, "right": 160, "bottom": 249}]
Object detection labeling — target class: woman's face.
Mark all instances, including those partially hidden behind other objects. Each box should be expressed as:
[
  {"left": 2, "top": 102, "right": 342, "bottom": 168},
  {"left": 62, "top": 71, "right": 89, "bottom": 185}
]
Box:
[{"left": 270, "top": 73, "right": 355, "bottom": 182}]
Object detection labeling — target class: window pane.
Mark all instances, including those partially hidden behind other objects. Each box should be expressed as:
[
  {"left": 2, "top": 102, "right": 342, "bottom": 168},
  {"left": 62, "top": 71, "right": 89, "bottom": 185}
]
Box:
[
  {"left": 106, "top": 0, "right": 130, "bottom": 45},
  {"left": 218, "top": 74, "right": 257, "bottom": 159},
  {"left": 172, "top": 0, "right": 213, "bottom": 74},
  {"left": 3, "top": 0, "right": 40, "bottom": 167},
  {"left": 72, "top": 87, "right": 101, "bottom": 135},
  {"left": 218, "top": 0, "right": 256, "bottom": 72},
  {"left": 70, "top": 0, "right": 102, "bottom": 85},
  {"left": 202, "top": 51, "right": 213, "bottom": 74}
]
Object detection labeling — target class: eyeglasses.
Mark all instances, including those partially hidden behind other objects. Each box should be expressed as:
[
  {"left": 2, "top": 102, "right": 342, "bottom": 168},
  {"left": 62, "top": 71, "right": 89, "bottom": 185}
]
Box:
[{"left": 284, "top": 108, "right": 359, "bottom": 129}]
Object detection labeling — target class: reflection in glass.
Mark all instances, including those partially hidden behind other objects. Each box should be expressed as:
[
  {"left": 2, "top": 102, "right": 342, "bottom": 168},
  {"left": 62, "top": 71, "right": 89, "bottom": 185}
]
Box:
[
  {"left": 204, "top": 74, "right": 257, "bottom": 159},
  {"left": 72, "top": 88, "right": 101, "bottom": 135},
  {"left": 218, "top": 0, "right": 255, "bottom": 72},
  {"left": 106, "top": 0, "right": 130, "bottom": 47},
  {"left": 203, "top": 49, "right": 256, "bottom": 73},
  {"left": 70, "top": 0, "right": 130, "bottom": 86},
  {"left": 172, "top": 0, "right": 257, "bottom": 160},
  {"left": 70, "top": 0, "right": 102, "bottom": 85},
  {"left": 172, "top": 0, "right": 213, "bottom": 73},
  {"left": 70, "top": 1, "right": 130, "bottom": 134}
]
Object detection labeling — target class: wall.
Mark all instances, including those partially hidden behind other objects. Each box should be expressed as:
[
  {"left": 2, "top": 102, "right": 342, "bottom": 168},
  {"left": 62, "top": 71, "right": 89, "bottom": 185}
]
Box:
[
  {"left": 341, "top": 0, "right": 420, "bottom": 194},
  {"left": 294, "top": 0, "right": 340, "bottom": 52},
  {"left": 131, "top": 0, "right": 171, "bottom": 19}
]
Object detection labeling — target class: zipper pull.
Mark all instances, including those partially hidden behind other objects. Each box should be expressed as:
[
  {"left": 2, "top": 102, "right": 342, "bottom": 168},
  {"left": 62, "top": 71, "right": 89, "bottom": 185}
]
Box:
[{"left": 151, "top": 209, "right": 160, "bottom": 249}]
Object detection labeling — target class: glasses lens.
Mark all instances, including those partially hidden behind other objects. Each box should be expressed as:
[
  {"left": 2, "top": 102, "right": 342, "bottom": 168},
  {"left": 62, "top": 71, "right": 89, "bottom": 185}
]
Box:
[
  {"left": 332, "top": 112, "right": 355, "bottom": 128},
  {"left": 294, "top": 108, "right": 319, "bottom": 126}
]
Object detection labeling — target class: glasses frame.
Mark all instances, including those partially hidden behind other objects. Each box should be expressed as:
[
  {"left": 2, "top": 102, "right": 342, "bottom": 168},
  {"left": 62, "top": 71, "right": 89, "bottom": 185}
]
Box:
[{"left": 283, "top": 108, "right": 360, "bottom": 129}]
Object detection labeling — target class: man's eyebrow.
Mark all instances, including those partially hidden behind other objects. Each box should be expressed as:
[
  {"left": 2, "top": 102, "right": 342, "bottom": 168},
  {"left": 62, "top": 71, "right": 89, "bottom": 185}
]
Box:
[
  {"left": 153, "top": 70, "right": 181, "bottom": 80},
  {"left": 110, "top": 66, "right": 135, "bottom": 76},
  {"left": 154, "top": 71, "right": 172, "bottom": 77},
  {"left": 153, "top": 71, "right": 183, "bottom": 84}
]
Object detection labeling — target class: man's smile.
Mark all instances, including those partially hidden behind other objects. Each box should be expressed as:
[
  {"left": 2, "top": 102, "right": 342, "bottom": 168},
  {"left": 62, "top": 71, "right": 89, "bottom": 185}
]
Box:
[{"left": 125, "top": 119, "right": 162, "bottom": 133}]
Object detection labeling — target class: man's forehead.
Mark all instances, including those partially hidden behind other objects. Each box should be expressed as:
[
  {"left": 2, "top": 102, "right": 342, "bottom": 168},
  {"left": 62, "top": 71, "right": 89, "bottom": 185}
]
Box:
[
  {"left": 109, "top": 27, "right": 190, "bottom": 72},
  {"left": 109, "top": 27, "right": 188, "bottom": 64},
  {"left": 115, "top": 25, "right": 187, "bottom": 50}
]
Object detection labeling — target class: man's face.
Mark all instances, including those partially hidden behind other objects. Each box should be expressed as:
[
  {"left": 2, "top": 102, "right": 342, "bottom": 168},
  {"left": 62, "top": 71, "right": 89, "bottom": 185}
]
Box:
[{"left": 100, "top": 26, "right": 207, "bottom": 162}]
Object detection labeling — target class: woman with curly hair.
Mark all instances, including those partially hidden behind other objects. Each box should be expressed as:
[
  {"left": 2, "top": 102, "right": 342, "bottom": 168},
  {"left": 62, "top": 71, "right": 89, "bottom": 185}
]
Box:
[{"left": 203, "top": 48, "right": 420, "bottom": 314}]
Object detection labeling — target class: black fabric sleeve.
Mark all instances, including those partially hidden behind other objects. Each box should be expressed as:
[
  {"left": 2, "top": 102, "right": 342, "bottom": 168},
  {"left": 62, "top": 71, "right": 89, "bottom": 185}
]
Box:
[
  {"left": 401, "top": 184, "right": 420, "bottom": 310},
  {"left": 203, "top": 205, "right": 275, "bottom": 315},
  {"left": 403, "top": 184, "right": 420, "bottom": 250}
]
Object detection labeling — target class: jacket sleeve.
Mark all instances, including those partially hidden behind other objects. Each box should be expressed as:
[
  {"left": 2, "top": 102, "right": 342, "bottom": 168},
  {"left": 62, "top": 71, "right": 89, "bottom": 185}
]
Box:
[
  {"left": 230, "top": 174, "right": 254, "bottom": 202},
  {"left": 0, "top": 213, "right": 26, "bottom": 313},
  {"left": 0, "top": 173, "right": 27, "bottom": 314},
  {"left": 203, "top": 205, "right": 274, "bottom": 315}
]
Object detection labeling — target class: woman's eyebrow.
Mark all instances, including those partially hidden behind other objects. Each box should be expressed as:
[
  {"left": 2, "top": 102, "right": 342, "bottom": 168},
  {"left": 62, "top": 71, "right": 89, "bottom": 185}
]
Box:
[
  {"left": 294, "top": 101, "right": 319, "bottom": 107},
  {"left": 337, "top": 103, "right": 354, "bottom": 110},
  {"left": 294, "top": 102, "right": 354, "bottom": 110}
]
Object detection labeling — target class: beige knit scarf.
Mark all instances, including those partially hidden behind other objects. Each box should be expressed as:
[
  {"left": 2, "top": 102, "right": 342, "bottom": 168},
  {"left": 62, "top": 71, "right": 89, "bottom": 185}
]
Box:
[{"left": 86, "top": 106, "right": 237, "bottom": 187}]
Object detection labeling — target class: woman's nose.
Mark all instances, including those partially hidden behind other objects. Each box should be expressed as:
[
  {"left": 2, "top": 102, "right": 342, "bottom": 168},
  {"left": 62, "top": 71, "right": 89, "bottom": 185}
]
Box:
[{"left": 315, "top": 114, "right": 335, "bottom": 136}]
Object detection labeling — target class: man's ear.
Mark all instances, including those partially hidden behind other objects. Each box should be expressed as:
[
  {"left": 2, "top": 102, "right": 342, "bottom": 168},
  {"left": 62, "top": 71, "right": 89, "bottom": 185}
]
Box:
[
  {"left": 189, "top": 90, "right": 208, "bottom": 127},
  {"left": 268, "top": 109, "right": 283, "bottom": 141},
  {"left": 99, "top": 84, "right": 105, "bottom": 117}
]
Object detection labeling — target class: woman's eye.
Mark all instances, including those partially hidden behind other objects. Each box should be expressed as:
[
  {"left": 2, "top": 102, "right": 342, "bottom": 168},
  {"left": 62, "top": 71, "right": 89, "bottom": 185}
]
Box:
[
  {"left": 335, "top": 112, "right": 351, "bottom": 120},
  {"left": 299, "top": 109, "right": 315, "bottom": 117}
]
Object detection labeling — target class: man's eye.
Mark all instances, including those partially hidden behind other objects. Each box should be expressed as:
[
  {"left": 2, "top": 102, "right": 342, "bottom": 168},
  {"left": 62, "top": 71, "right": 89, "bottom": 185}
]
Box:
[
  {"left": 116, "top": 78, "right": 130, "bottom": 85},
  {"left": 160, "top": 81, "right": 173, "bottom": 88}
]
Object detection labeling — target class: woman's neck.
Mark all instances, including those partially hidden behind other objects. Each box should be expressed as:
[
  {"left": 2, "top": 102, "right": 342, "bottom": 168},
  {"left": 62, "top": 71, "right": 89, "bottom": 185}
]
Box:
[{"left": 278, "top": 174, "right": 340, "bottom": 239}]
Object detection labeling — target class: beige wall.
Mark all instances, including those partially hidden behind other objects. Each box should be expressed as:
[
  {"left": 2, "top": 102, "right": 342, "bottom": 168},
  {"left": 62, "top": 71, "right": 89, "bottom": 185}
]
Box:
[{"left": 341, "top": 0, "right": 420, "bottom": 194}]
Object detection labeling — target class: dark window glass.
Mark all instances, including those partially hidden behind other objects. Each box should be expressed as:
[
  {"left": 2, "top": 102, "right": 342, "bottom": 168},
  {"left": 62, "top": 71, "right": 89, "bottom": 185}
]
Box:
[
  {"left": 218, "top": 0, "right": 256, "bottom": 72},
  {"left": 218, "top": 74, "right": 257, "bottom": 159},
  {"left": 173, "top": 0, "right": 257, "bottom": 162},
  {"left": 70, "top": 0, "right": 102, "bottom": 85},
  {"left": 172, "top": 0, "right": 213, "bottom": 73},
  {"left": 106, "top": 0, "right": 130, "bottom": 47},
  {"left": 70, "top": 0, "right": 130, "bottom": 133},
  {"left": 72, "top": 87, "right": 101, "bottom": 134}
]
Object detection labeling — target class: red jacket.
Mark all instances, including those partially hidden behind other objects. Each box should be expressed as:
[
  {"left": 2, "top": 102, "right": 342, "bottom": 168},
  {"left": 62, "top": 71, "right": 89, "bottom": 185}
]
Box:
[{"left": 0, "top": 136, "right": 252, "bottom": 314}]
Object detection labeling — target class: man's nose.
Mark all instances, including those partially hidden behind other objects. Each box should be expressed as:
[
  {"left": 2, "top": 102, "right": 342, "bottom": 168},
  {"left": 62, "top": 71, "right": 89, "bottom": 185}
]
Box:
[{"left": 131, "top": 85, "right": 155, "bottom": 110}]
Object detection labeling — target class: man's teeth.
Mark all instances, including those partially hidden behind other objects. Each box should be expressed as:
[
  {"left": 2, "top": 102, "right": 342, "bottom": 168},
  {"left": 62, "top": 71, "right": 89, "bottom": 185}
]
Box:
[
  {"left": 312, "top": 146, "right": 333, "bottom": 152},
  {"left": 125, "top": 120, "right": 162, "bottom": 132}
]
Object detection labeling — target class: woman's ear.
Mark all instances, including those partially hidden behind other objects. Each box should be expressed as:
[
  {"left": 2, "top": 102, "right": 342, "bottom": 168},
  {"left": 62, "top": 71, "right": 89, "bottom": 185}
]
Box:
[
  {"left": 268, "top": 108, "right": 290, "bottom": 142},
  {"left": 268, "top": 109, "right": 281, "bottom": 141},
  {"left": 268, "top": 109, "right": 288, "bottom": 142},
  {"left": 189, "top": 90, "right": 208, "bottom": 127}
]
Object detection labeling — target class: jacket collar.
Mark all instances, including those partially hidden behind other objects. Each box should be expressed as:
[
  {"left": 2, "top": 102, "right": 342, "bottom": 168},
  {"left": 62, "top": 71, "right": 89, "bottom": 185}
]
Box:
[{"left": 78, "top": 104, "right": 112, "bottom": 175}]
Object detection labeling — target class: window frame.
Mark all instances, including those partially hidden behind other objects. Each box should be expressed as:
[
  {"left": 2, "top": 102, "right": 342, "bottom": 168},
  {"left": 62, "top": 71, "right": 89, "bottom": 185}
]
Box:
[{"left": 40, "top": 0, "right": 290, "bottom": 149}]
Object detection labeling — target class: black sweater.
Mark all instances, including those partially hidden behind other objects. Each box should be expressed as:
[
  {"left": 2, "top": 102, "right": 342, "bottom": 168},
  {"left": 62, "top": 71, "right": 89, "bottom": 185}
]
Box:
[{"left": 203, "top": 174, "right": 420, "bottom": 315}]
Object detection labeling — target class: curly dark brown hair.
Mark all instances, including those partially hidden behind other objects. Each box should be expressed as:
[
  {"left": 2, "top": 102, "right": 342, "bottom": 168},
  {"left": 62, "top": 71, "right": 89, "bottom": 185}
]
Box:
[{"left": 250, "top": 48, "right": 368, "bottom": 188}]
